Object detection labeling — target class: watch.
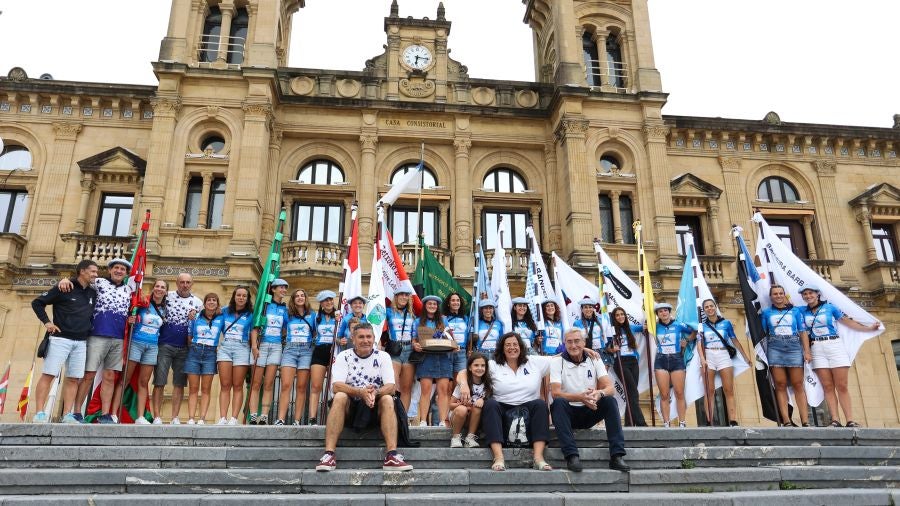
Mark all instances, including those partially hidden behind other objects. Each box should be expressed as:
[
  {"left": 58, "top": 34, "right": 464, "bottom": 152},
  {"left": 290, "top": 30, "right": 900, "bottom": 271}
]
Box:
[{"left": 402, "top": 44, "right": 433, "bottom": 70}]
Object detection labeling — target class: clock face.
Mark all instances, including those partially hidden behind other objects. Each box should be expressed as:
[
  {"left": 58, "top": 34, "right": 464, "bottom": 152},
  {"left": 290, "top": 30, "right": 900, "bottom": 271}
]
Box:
[{"left": 402, "top": 44, "right": 433, "bottom": 70}]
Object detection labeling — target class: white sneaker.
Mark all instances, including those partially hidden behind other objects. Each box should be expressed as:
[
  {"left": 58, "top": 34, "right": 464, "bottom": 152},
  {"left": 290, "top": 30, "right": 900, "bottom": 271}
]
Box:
[
  {"left": 663, "top": 421, "right": 671, "bottom": 428},
  {"left": 171, "top": 417, "right": 181, "bottom": 425},
  {"left": 135, "top": 417, "right": 151, "bottom": 425},
  {"left": 679, "top": 421, "right": 687, "bottom": 428},
  {"left": 450, "top": 434, "right": 463, "bottom": 448},
  {"left": 186, "top": 418, "right": 195, "bottom": 425},
  {"left": 197, "top": 419, "right": 205, "bottom": 425},
  {"left": 463, "top": 433, "right": 479, "bottom": 448},
  {"left": 216, "top": 417, "right": 228, "bottom": 425},
  {"left": 110, "top": 414, "right": 119, "bottom": 424},
  {"left": 152, "top": 417, "right": 163, "bottom": 425},
  {"left": 438, "top": 421, "right": 447, "bottom": 428},
  {"left": 227, "top": 417, "right": 238, "bottom": 426},
  {"left": 418, "top": 420, "right": 428, "bottom": 427}
]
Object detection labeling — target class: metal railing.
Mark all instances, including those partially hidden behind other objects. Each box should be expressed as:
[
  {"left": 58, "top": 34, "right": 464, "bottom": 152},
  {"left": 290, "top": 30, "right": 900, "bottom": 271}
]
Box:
[
  {"left": 197, "top": 34, "right": 246, "bottom": 67},
  {"left": 585, "top": 59, "right": 629, "bottom": 89}
]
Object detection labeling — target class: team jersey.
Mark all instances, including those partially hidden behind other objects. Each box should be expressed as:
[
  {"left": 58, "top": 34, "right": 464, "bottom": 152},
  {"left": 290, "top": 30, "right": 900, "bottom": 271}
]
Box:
[
  {"left": 761, "top": 306, "right": 805, "bottom": 339},
  {"left": 511, "top": 320, "right": 536, "bottom": 350},
  {"left": 611, "top": 324, "right": 643, "bottom": 358},
  {"left": 654, "top": 319, "right": 693, "bottom": 354},
  {"left": 260, "top": 302, "right": 288, "bottom": 344},
  {"left": 542, "top": 320, "right": 564, "bottom": 355},
  {"left": 314, "top": 312, "right": 338, "bottom": 345},
  {"left": 476, "top": 319, "right": 503, "bottom": 353},
  {"left": 699, "top": 318, "right": 737, "bottom": 347},
  {"left": 159, "top": 291, "right": 203, "bottom": 347},
  {"left": 386, "top": 306, "right": 414, "bottom": 343},
  {"left": 221, "top": 306, "right": 254, "bottom": 343},
  {"left": 572, "top": 317, "right": 604, "bottom": 351},
  {"left": 190, "top": 312, "right": 224, "bottom": 347},
  {"left": 445, "top": 314, "right": 469, "bottom": 347},
  {"left": 801, "top": 303, "right": 844, "bottom": 338},
  {"left": 337, "top": 312, "right": 366, "bottom": 341},
  {"left": 286, "top": 311, "right": 316, "bottom": 344},
  {"left": 90, "top": 277, "right": 134, "bottom": 339},
  {"left": 132, "top": 302, "right": 165, "bottom": 345}
]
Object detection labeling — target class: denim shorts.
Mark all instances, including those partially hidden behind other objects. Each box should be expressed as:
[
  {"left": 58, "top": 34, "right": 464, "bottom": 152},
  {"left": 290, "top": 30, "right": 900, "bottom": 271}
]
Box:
[
  {"left": 654, "top": 352, "right": 686, "bottom": 372},
  {"left": 766, "top": 335, "right": 803, "bottom": 368},
  {"left": 451, "top": 349, "right": 467, "bottom": 374},
  {"left": 129, "top": 340, "right": 158, "bottom": 366},
  {"left": 184, "top": 343, "right": 218, "bottom": 375},
  {"left": 154, "top": 344, "right": 188, "bottom": 387},
  {"left": 42, "top": 337, "right": 87, "bottom": 379},
  {"left": 281, "top": 342, "right": 314, "bottom": 370},
  {"left": 256, "top": 342, "right": 283, "bottom": 367},
  {"left": 217, "top": 339, "right": 251, "bottom": 366},
  {"left": 390, "top": 342, "right": 414, "bottom": 364},
  {"left": 416, "top": 352, "right": 453, "bottom": 380}
]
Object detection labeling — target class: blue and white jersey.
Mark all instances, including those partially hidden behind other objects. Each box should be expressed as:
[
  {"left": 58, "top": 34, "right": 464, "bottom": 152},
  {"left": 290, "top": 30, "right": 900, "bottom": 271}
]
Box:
[
  {"left": 190, "top": 312, "right": 224, "bottom": 347},
  {"left": 612, "top": 324, "right": 643, "bottom": 358},
  {"left": 445, "top": 314, "right": 469, "bottom": 347},
  {"left": 512, "top": 320, "right": 536, "bottom": 350},
  {"left": 132, "top": 302, "right": 165, "bottom": 345},
  {"left": 700, "top": 318, "right": 737, "bottom": 347},
  {"left": 90, "top": 277, "right": 134, "bottom": 339},
  {"left": 386, "top": 306, "right": 414, "bottom": 343},
  {"left": 260, "top": 302, "right": 288, "bottom": 345},
  {"left": 314, "top": 312, "right": 338, "bottom": 345},
  {"left": 476, "top": 319, "right": 503, "bottom": 353},
  {"left": 801, "top": 303, "right": 844, "bottom": 338},
  {"left": 221, "top": 307, "right": 254, "bottom": 343},
  {"left": 761, "top": 306, "right": 805, "bottom": 339},
  {"left": 337, "top": 312, "right": 365, "bottom": 341},
  {"left": 159, "top": 291, "right": 203, "bottom": 347},
  {"left": 542, "top": 320, "right": 564, "bottom": 355},
  {"left": 654, "top": 319, "right": 693, "bottom": 354},
  {"left": 287, "top": 311, "right": 316, "bottom": 344},
  {"left": 572, "top": 317, "right": 604, "bottom": 351}
]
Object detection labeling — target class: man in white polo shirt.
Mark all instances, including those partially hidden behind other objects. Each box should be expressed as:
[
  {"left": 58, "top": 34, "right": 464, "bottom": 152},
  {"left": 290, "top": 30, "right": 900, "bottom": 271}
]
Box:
[{"left": 550, "top": 328, "right": 629, "bottom": 472}]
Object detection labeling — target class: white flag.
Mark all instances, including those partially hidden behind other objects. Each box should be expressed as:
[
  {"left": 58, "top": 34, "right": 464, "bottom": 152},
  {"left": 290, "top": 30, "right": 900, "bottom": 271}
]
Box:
[
  {"left": 377, "top": 162, "right": 423, "bottom": 206},
  {"left": 491, "top": 226, "right": 513, "bottom": 333},
  {"left": 365, "top": 209, "right": 387, "bottom": 343}
]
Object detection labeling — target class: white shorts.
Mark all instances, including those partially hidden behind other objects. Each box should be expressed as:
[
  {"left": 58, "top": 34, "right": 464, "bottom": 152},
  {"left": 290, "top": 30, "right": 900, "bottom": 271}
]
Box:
[
  {"left": 810, "top": 337, "right": 851, "bottom": 369},
  {"left": 705, "top": 348, "right": 733, "bottom": 371}
]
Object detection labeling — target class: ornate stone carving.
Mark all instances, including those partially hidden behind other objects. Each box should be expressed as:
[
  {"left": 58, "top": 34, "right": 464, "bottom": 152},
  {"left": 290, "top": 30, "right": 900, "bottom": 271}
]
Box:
[
  {"left": 269, "top": 126, "right": 284, "bottom": 147},
  {"left": 514, "top": 90, "right": 538, "bottom": 108},
  {"left": 7, "top": 67, "right": 27, "bottom": 82},
  {"left": 52, "top": 122, "right": 82, "bottom": 140},
  {"left": 814, "top": 159, "right": 837, "bottom": 175},
  {"left": 359, "top": 135, "right": 378, "bottom": 152},
  {"left": 205, "top": 105, "right": 219, "bottom": 118},
  {"left": 455, "top": 222, "right": 471, "bottom": 243},
  {"left": 150, "top": 97, "right": 182, "bottom": 116},
  {"left": 471, "top": 87, "right": 495, "bottom": 106},
  {"left": 453, "top": 138, "right": 471, "bottom": 154},
  {"left": 641, "top": 124, "right": 669, "bottom": 142},
  {"left": 336, "top": 79, "right": 362, "bottom": 98},
  {"left": 549, "top": 230, "right": 562, "bottom": 251},
  {"left": 290, "top": 76, "right": 315, "bottom": 96},
  {"left": 152, "top": 264, "right": 229, "bottom": 278},
  {"left": 763, "top": 111, "right": 782, "bottom": 125},
  {"left": 399, "top": 78, "right": 435, "bottom": 98},
  {"left": 554, "top": 118, "right": 589, "bottom": 142},
  {"left": 718, "top": 156, "right": 742, "bottom": 172},
  {"left": 242, "top": 103, "right": 273, "bottom": 119}
]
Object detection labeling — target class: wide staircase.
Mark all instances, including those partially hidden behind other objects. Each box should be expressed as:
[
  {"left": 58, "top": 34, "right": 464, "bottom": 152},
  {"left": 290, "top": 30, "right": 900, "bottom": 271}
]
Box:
[{"left": 0, "top": 424, "right": 896, "bottom": 504}]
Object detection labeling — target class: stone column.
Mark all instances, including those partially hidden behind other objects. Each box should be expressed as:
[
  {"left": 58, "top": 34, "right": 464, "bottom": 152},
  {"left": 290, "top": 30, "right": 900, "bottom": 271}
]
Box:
[
  {"left": 259, "top": 127, "right": 283, "bottom": 250},
  {"left": 801, "top": 215, "right": 818, "bottom": 260},
  {"left": 144, "top": 97, "right": 181, "bottom": 249},
  {"left": 176, "top": 172, "right": 191, "bottom": 226},
  {"left": 610, "top": 190, "right": 623, "bottom": 244},
  {"left": 473, "top": 203, "right": 483, "bottom": 245},
  {"left": 29, "top": 122, "right": 81, "bottom": 262},
  {"left": 197, "top": 172, "right": 213, "bottom": 229},
  {"left": 452, "top": 137, "right": 474, "bottom": 274},
  {"left": 234, "top": 102, "right": 272, "bottom": 252},
  {"left": 719, "top": 156, "right": 750, "bottom": 254},
  {"left": 592, "top": 31, "right": 608, "bottom": 86},
  {"left": 215, "top": 2, "right": 235, "bottom": 66},
  {"left": 855, "top": 205, "right": 878, "bottom": 264},
  {"left": 438, "top": 202, "right": 450, "bottom": 250},
  {"left": 543, "top": 143, "right": 562, "bottom": 252},
  {"left": 555, "top": 117, "right": 598, "bottom": 262},
  {"left": 814, "top": 159, "right": 855, "bottom": 282},
  {"left": 550, "top": 0, "right": 583, "bottom": 85},
  {"left": 641, "top": 123, "right": 679, "bottom": 265},
  {"left": 709, "top": 199, "right": 723, "bottom": 255},
  {"left": 358, "top": 134, "right": 378, "bottom": 265},
  {"left": 282, "top": 195, "right": 295, "bottom": 242},
  {"left": 75, "top": 174, "right": 94, "bottom": 234}
]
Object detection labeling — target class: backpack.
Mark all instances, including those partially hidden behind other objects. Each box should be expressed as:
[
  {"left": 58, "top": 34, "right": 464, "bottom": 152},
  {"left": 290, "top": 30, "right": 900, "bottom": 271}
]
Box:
[{"left": 503, "top": 405, "right": 530, "bottom": 447}]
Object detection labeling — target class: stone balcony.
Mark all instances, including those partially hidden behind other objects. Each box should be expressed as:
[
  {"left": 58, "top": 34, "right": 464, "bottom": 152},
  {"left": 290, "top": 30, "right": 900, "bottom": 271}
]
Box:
[
  {"left": 862, "top": 261, "right": 900, "bottom": 302},
  {"left": 697, "top": 255, "right": 735, "bottom": 284},
  {"left": 484, "top": 248, "right": 529, "bottom": 279},
  {"left": 280, "top": 240, "right": 346, "bottom": 277},
  {"left": 0, "top": 233, "right": 26, "bottom": 267},
  {"left": 59, "top": 233, "right": 133, "bottom": 265},
  {"left": 395, "top": 244, "right": 451, "bottom": 275},
  {"left": 806, "top": 259, "right": 844, "bottom": 283}
]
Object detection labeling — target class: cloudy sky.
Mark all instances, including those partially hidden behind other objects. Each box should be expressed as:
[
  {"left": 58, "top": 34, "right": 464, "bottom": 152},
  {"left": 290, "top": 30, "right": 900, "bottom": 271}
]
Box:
[{"left": 0, "top": 0, "right": 897, "bottom": 128}]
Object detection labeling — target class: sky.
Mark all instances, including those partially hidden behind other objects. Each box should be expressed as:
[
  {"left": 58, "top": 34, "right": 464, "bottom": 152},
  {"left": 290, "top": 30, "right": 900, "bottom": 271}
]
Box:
[{"left": 0, "top": 0, "right": 897, "bottom": 128}]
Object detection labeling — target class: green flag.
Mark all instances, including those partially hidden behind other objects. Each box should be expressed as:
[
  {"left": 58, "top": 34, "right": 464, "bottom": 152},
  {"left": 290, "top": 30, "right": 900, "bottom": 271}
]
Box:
[{"left": 413, "top": 238, "right": 472, "bottom": 312}]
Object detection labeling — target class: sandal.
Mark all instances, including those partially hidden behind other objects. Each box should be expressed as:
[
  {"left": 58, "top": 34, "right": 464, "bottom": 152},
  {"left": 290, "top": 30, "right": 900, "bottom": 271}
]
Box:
[
  {"left": 801, "top": 422, "right": 811, "bottom": 427},
  {"left": 845, "top": 421, "right": 861, "bottom": 428},
  {"left": 491, "top": 458, "right": 506, "bottom": 472},
  {"left": 533, "top": 460, "right": 553, "bottom": 471},
  {"left": 828, "top": 420, "right": 842, "bottom": 428}
]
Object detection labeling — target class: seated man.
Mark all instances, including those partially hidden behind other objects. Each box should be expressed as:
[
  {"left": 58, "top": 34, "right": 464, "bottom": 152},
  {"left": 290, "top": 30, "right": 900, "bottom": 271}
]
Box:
[
  {"left": 550, "top": 328, "right": 629, "bottom": 472},
  {"left": 316, "top": 322, "right": 413, "bottom": 472}
]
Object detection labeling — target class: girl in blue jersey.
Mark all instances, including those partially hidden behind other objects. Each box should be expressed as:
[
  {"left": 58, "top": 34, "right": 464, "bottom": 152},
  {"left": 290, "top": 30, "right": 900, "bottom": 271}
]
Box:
[
  {"left": 216, "top": 286, "right": 255, "bottom": 425},
  {"left": 185, "top": 293, "right": 224, "bottom": 424},
  {"left": 443, "top": 293, "right": 470, "bottom": 374},
  {"left": 413, "top": 295, "right": 458, "bottom": 426},
  {"left": 125, "top": 279, "right": 168, "bottom": 424},
  {"left": 607, "top": 306, "right": 646, "bottom": 426},
  {"left": 308, "top": 290, "right": 338, "bottom": 425},
  {"left": 249, "top": 279, "right": 288, "bottom": 425},
  {"left": 275, "top": 289, "right": 316, "bottom": 426},
  {"left": 510, "top": 297, "right": 538, "bottom": 355},
  {"left": 651, "top": 302, "right": 696, "bottom": 427},
  {"left": 475, "top": 299, "right": 503, "bottom": 354},
  {"left": 540, "top": 299, "right": 564, "bottom": 355},
  {"left": 572, "top": 298, "right": 605, "bottom": 356},
  {"left": 699, "top": 299, "right": 750, "bottom": 427},
  {"left": 386, "top": 289, "right": 417, "bottom": 414},
  {"left": 799, "top": 286, "right": 879, "bottom": 428},
  {"left": 761, "top": 284, "right": 810, "bottom": 427}
]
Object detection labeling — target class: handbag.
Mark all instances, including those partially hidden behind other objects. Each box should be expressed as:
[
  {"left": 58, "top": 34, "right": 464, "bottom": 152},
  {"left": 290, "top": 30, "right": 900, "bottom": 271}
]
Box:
[
  {"left": 407, "top": 350, "right": 426, "bottom": 364},
  {"left": 385, "top": 340, "right": 403, "bottom": 357},
  {"left": 36, "top": 332, "right": 50, "bottom": 359},
  {"left": 503, "top": 405, "right": 530, "bottom": 447},
  {"left": 704, "top": 321, "right": 737, "bottom": 358}
]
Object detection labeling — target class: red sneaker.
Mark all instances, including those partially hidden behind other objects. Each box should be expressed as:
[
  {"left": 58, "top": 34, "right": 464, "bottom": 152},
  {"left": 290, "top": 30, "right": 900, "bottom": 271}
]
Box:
[
  {"left": 316, "top": 452, "right": 336, "bottom": 472},
  {"left": 382, "top": 452, "right": 413, "bottom": 471}
]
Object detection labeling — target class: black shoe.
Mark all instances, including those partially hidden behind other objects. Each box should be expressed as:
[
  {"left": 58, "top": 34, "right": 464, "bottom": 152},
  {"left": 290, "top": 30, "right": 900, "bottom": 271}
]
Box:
[
  {"left": 729, "top": 420, "right": 739, "bottom": 427},
  {"left": 609, "top": 455, "right": 630, "bottom": 472},
  {"left": 565, "top": 455, "right": 583, "bottom": 473}
]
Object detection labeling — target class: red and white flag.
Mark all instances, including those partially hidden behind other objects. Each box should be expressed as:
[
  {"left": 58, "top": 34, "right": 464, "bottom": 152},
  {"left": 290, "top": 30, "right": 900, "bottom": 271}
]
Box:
[
  {"left": 340, "top": 205, "right": 362, "bottom": 317},
  {"left": 0, "top": 362, "right": 9, "bottom": 414},
  {"left": 378, "top": 211, "right": 422, "bottom": 314}
]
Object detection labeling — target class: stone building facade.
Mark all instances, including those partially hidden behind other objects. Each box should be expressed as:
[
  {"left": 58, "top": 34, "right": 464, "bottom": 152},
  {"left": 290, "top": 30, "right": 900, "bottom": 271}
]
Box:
[{"left": 0, "top": 0, "right": 898, "bottom": 426}]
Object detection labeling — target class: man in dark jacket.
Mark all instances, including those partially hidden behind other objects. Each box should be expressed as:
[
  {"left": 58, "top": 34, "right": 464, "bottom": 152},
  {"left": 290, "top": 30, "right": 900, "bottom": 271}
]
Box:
[{"left": 31, "top": 259, "right": 98, "bottom": 423}]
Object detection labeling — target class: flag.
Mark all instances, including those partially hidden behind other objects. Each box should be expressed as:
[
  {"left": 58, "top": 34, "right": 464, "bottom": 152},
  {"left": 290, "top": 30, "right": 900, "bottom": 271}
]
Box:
[
  {"left": 340, "top": 204, "right": 362, "bottom": 317},
  {"left": 413, "top": 237, "right": 472, "bottom": 310},
  {"left": 44, "top": 375, "right": 60, "bottom": 414},
  {"left": 17, "top": 364, "right": 33, "bottom": 421},
  {"left": 365, "top": 208, "right": 388, "bottom": 343},
  {"left": 591, "top": 243, "right": 626, "bottom": 416},
  {"left": 490, "top": 222, "right": 513, "bottom": 333},
  {"left": 378, "top": 161, "right": 423, "bottom": 206},
  {"left": 551, "top": 255, "right": 572, "bottom": 329},
  {"left": 469, "top": 240, "right": 492, "bottom": 342},
  {"left": 524, "top": 226, "right": 555, "bottom": 328},
  {"left": 551, "top": 251, "right": 599, "bottom": 325},
  {"left": 253, "top": 209, "right": 287, "bottom": 328},
  {"left": 635, "top": 222, "right": 656, "bottom": 337},
  {"left": 0, "top": 362, "right": 9, "bottom": 414},
  {"left": 734, "top": 227, "right": 780, "bottom": 422},
  {"left": 378, "top": 212, "right": 423, "bottom": 314}
]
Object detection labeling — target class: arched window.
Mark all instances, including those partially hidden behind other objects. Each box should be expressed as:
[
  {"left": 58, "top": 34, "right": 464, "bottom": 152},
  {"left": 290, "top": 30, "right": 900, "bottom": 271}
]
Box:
[
  {"left": 390, "top": 163, "right": 437, "bottom": 189},
  {"left": 200, "top": 6, "right": 222, "bottom": 63},
  {"left": 606, "top": 33, "right": 625, "bottom": 88},
  {"left": 582, "top": 32, "right": 600, "bottom": 86},
  {"left": 297, "top": 160, "right": 345, "bottom": 185},
  {"left": 228, "top": 8, "right": 249, "bottom": 65},
  {"left": 757, "top": 176, "right": 799, "bottom": 203},
  {"left": 483, "top": 168, "right": 527, "bottom": 193},
  {"left": 0, "top": 145, "right": 32, "bottom": 170},
  {"left": 599, "top": 154, "right": 621, "bottom": 174},
  {"left": 200, "top": 135, "right": 225, "bottom": 153}
]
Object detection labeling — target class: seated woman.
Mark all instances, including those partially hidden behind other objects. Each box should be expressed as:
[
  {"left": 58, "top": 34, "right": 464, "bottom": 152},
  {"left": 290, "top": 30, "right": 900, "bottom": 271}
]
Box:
[{"left": 449, "top": 352, "right": 493, "bottom": 448}]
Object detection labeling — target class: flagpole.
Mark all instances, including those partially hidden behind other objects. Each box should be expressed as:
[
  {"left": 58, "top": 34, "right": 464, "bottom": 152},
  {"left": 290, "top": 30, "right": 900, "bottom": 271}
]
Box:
[
  {"left": 595, "top": 239, "right": 634, "bottom": 426},
  {"left": 117, "top": 210, "right": 151, "bottom": 423},
  {"left": 635, "top": 221, "right": 656, "bottom": 427},
  {"left": 412, "top": 140, "right": 425, "bottom": 267},
  {"left": 469, "top": 239, "right": 481, "bottom": 356},
  {"left": 688, "top": 238, "right": 713, "bottom": 426}
]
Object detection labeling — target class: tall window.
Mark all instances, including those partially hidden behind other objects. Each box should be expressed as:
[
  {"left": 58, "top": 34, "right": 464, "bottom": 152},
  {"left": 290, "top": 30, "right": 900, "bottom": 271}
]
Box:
[
  {"left": 228, "top": 8, "right": 249, "bottom": 65},
  {"left": 598, "top": 193, "right": 635, "bottom": 244},
  {"left": 675, "top": 216, "right": 704, "bottom": 256},
  {"left": 183, "top": 177, "right": 226, "bottom": 229},
  {"left": 390, "top": 208, "right": 437, "bottom": 246},
  {"left": 97, "top": 194, "right": 134, "bottom": 237},
  {"left": 294, "top": 203, "right": 342, "bottom": 243},
  {"left": 0, "top": 190, "right": 28, "bottom": 234},
  {"left": 208, "top": 179, "right": 226, "bottom": 229},
  {"left": 484, "top": 211, "right": 528, "bottom": 249},
  {"left": 599, "top": 195, "right": 614, "bottom": 243},
  {"left": 0, "top": 145, "right": 32, "bottom": 170},
  {"left": 582, "top": 32, "right": 600, "bottom": 86},
  {"left": 483, "top": 168, "right": 527, "bottom": 193},
  {"left": 768, "top": 219, "right": 808, "bottom": 258},
  {"left": 200, "top": 7, "right": 222, "bottom": 63},
  {"left": 758, "top": 177, "right": 800, "bottom": 203},
  {"left": 391, "top": 164, "right": 437, "bottom": 189},
  {"left": 872, "top": 224, "right": 898, "bottom": 262},
  {"left": 297, "top": 160, "right": 345, "bottom": 185},
  {"left": 619, "top": 195, "right": 635, "bottom": 244},
  {"left": 605, "top": 34, "right": 625, "bottom": 88}
]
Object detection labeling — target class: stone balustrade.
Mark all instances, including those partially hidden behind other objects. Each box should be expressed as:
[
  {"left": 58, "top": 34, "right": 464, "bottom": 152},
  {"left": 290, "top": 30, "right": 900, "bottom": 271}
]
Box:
[
  {"left": 281, "top": 240, "right": 346, "bottom": 275},
  {"left": 60, "top": 233, "right": 133, "bottom": 264}
]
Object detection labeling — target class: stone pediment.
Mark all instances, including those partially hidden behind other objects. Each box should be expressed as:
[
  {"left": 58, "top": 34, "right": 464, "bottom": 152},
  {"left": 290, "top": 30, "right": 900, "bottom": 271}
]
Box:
[
  {"left": 849, "top": 183, "right": 900, "bottom": 207},
  {"left": 670, "top": 173, "right": 722, "bottom": 198},
  {"left": 77, "top": 147, "right": 146, "bottom": 175}
]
